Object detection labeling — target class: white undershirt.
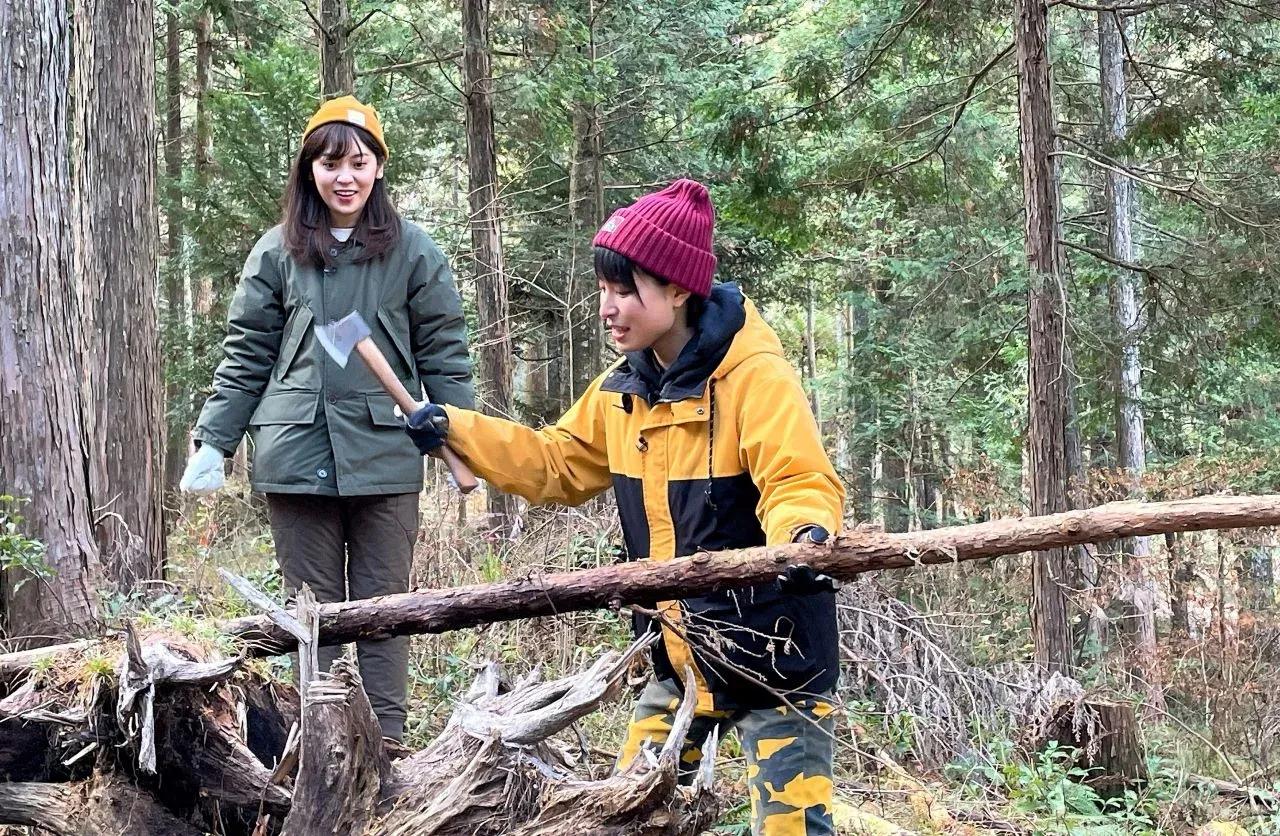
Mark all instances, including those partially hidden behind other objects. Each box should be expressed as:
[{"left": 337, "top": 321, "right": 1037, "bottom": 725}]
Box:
[{"left": 331, "top": 226, "right": 355, "bottom": 242}]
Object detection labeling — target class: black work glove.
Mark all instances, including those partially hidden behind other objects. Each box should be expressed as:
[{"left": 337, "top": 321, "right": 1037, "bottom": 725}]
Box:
[
  {"left": 792, "top": 525, "right": 830, "bottom": 546},
  {"left": 404, "top": 403, "right": 450, "bottom": 455},
  {"left": 778, "top": 525, "right": 838, "bottom": 594}
]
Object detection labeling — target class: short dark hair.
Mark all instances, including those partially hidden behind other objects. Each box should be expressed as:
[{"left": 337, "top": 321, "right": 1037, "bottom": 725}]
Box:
[
  {"left": 593, "top": 246, "right": 705, "bottom": 324},
  {"left": 282, "top": 122, "right": 401, "bottom": 268}
]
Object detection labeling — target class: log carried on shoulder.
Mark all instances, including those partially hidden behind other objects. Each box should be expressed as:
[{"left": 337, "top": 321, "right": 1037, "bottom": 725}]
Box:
[{"left": 220, "top": 494, "right": 1280, "bottom": 655}]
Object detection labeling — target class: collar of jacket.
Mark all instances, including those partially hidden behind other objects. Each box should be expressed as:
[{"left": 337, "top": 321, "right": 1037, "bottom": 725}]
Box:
[
  {"left": 600, "top": 282, "right": 752, "bottom": 405},
  {"left": 320, "top": 227, "right": 369, "bottom": 269},
  {"left": 331, "top": 229, "right": 368, "bottom": 250}
]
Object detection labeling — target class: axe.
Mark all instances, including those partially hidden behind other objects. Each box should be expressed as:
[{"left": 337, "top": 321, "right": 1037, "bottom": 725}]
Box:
[{"left": 315, "top": 311, "right": 478, "bottom": 494}]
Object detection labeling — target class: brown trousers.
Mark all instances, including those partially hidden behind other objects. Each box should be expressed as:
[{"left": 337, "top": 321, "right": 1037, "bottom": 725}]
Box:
[{"left": 266, "top": 492, "right": 418, "bottom": 741}]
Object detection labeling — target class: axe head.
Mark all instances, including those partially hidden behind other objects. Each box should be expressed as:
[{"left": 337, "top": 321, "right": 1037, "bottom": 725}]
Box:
[{"left": 314, "top": 310, "right": 372, "bottom": 368}]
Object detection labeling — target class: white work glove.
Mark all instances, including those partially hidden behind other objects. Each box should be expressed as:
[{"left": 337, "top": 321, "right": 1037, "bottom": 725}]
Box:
[{"left": 179, "top": 444, "right": 225, "bottom": 493}]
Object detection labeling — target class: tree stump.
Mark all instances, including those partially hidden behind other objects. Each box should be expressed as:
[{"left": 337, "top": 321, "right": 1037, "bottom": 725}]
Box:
[
  {"left": 0, "top": 629, "right": 722, "bottom": 834},
  {"left": 1031, "top": 693, "right": 1147, "bottom": 797}
]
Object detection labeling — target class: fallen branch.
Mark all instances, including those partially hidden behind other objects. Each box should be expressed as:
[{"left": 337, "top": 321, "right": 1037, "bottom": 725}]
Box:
[
  {"left": 1189, "top": 774, "right": 1280, "bottom": 812},
  {"left": 220, "top": 495, "right": 1280, "bottom": 655}
]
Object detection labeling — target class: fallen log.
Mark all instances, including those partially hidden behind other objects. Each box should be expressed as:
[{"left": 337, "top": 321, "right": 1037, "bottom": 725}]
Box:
[
  {"left": 220, "top": 494, "right": 1280, "bottom": 655},
  {"left": 0, "top": 772, "right": 203, "bottom": 835}
]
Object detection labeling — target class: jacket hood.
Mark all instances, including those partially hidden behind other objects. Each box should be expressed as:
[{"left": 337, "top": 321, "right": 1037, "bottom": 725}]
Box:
[{"left": 605, "top": 282, "right": 783, "bottom": 403}]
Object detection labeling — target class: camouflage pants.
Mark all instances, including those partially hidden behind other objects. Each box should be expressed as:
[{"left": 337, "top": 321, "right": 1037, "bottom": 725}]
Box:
[{"left": 617, "top": 677, "right": 836, "bottom": 836}]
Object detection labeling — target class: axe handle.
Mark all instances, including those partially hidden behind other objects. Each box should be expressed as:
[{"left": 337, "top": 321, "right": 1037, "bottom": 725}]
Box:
[{"left": 353, "top": 338, "right": 480, "bottom": 494}]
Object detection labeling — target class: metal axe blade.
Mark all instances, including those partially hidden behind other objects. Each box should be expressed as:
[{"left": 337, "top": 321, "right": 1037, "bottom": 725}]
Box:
[{"left": 314, "top": 310, "right": 372, "bottom": 369}]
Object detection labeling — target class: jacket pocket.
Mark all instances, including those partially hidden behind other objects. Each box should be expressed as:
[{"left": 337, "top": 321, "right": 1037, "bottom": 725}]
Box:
[
  {"left": 250, "top": 390, "right": 319, "bottom": 426},
  {"left": 273, "top": 307, "right": 315, "bottom": 382},
  {"left": 691, "top": 584, "right": 834, "bottom": 689},
  {"left": 376, "top": 309, "right": 418, "bottom": 383},
  {"left": 366, "top": 393, "right": 403, "bottom": 428}
]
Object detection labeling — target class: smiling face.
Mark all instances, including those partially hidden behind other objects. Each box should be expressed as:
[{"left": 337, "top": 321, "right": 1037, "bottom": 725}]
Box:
[
  {"left": 598, "top": 267, "right": 693, "bottom": 361},
  {"left": 310, "top": 133, "right": 384, "bottom": 227}
]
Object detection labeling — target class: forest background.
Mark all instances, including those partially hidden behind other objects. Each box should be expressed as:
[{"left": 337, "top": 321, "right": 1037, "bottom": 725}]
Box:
[{"left": 3, "top": 0, "right": 1280, "bottom": 832}]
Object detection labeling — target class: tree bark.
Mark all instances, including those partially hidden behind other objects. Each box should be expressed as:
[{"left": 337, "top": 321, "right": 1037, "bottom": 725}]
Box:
[
  {"left": 282, "top": 661, "right": 387, "bottom": 835},
  {"left": 917, "top": 422, "right": 942, "bottom": 529},
  {"left": 806, "top": 276, "right": 820, "bottom": 420},
  {"left": 0, "top": 783, "right": 76, "bottom": 832},
  {"left": 192, "top": 5, "right": 214, "bottom": 316},
  {"left": 872, "top": 273, "right": 908, "bottom": 533},
  {"left": 463, "top": 0, "right": 518, "bottom": 535},
  {"left": 1017, "top": 0, "right": 1076, "bottom": 675},
  {"left": 881, "top": 440, "right": 910, "bottom": 534},
  {"left": 163, "top": 10, "right": 188, "bottom": 496},
  {"left": 319, "top": 0, "right": 355, "bottom": 98},
  {"left": 72, "top": 0, "right": 165, "bottom": 596},
  {"left": 566, "top": 94, "right": 604, "bottom": 406},
  {"left": 1167, "top": 531, "right": 1193, "bottom": 634},
  {"left": 0, "top": 0, "right": 104, "bottom": 636},
  {"left": 1100, "top": 9, "right": 1145, "bottom": 498},
  {"left": 1099, "top": 3, "right": 1161, "bottom": 710},
  {"left": 0, "top": 774, "right": 202, "bottom": 835},
  {"left": 850, "top": 300, "right": 876, "bottom": 521},
  {"left": 1035, "top": 699, "right": 1147, "bottom": 798},
  {"left": 216, "top": 496, "right": 1280, "bottom": 656}
]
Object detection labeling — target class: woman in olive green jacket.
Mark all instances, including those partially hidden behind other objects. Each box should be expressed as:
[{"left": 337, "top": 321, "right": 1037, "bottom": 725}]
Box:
[{"left": 180, "top": 97, "right": 474, "bottom": 742}]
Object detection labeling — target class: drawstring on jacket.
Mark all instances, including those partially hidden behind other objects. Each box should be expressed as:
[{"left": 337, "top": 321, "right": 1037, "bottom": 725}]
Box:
[{"left": 704, "top": 380, "right": 717, "bottom": 512}]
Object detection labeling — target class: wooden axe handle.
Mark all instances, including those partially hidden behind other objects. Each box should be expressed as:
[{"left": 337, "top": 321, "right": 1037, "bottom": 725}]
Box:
[{"left": 353, "top": 338, "right": 479, "bottom": 494}]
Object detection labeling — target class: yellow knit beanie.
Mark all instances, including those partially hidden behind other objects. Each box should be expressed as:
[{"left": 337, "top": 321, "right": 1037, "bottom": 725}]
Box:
[{"left": 303, "top": 95, "right": 388, "bottom": 158}]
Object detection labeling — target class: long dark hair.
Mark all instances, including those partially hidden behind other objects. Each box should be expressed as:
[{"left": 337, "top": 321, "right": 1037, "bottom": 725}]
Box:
[{"left": 282, "top": 122, "right": 401, "bottom": 267}]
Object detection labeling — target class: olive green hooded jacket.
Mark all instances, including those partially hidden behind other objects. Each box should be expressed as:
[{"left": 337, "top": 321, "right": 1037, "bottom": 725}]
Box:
[{"left": 193, "top": 220, "right": 474, "bottom": 495}]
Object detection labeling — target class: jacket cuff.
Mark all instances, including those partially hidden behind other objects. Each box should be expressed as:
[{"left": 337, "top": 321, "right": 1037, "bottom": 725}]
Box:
[
  {"left": 194, "top": 389, "right": 258, "bottom": 456},
  {"left": 191, "top": 435, "right": 236, "bottom": 459}
]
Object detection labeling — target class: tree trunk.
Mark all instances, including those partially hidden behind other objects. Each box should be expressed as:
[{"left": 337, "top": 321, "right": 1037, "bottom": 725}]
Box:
[
  {"left": 0, "top": 0, "right": 104, "bottom": 637},
  {"left": 1101, "top": 8, "right": 1145, "bottom": 506},
  {"left": 319, "top": 0, "right": 354, "bottom": 98},
  {"left": 1017, "top": 0, "right": 1076, "bottom": 675},
  {"left": 918, "top": 422, "right": 942, "bottom": 529},
  {"left": 163, "top": 10, "right": 188, "bottom": 496},
  {"left": 72, "top": 0, "right": 165, "bottom": 594},
  {"left": 872, "top": 274, "right": 908, "bottom": 533},
  {"left": 564, "top": 5, "right": 605, "bottom": 406},
  {"left": 192, "top": 5, "right": 213, "bottom": 316},
  {"left": 206, "top": 496, "right": 1280, "bottom": 657},
  {"left": 834, "top": 299, "right": 851, "bottom": 474},
  {"left": 1238, "top": 541, "right": 1276, "bottom": 611},
  {"left": 806, "top": 276, "right": 820, "bottom": 419},
  {"left": 881, "top": 439, "right": 909, "bottom": 534},
  {"left": 850, "top": 300, "right": 876, "bottom": 521},
  {"left": 1167, "top": 531, "right": 1192, "bottom": 634},
  {"left": 0, "top": 773, "right": 203, "bottom": 835},
  {"left": 566, "top": 95, "right": 604, "bottom": 406},
  {"left": 463, "top": 0, "right": 518, "bottom": 536},
  {"left": 1099, "top": 3, "right": 1161, "bottom": 710}
]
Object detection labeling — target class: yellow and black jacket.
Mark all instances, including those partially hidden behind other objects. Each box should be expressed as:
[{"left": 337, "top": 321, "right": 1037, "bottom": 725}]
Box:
[{"left": 444, "top": 284, "right": 845, "bottom": 711}]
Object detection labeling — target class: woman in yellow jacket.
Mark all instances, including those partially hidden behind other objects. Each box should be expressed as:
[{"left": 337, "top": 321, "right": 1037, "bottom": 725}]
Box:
[{"left": 406, "top": 179, "right": 844, "bottom": 836}]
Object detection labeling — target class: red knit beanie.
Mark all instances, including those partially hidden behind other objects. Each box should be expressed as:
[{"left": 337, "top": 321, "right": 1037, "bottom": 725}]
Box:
[{"left": 592, "top": 179, "right": 717, "bottom": 298}]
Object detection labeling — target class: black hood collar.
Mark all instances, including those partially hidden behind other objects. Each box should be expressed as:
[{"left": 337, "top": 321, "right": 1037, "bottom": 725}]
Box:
[{"left": 601, "top": 283, "right": 747, "bottom": 404}]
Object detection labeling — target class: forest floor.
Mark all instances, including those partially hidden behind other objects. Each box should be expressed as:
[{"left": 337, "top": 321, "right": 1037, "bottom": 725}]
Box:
[{"left": 137, "top": 467, "right": 1280, "bottom": 836}]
